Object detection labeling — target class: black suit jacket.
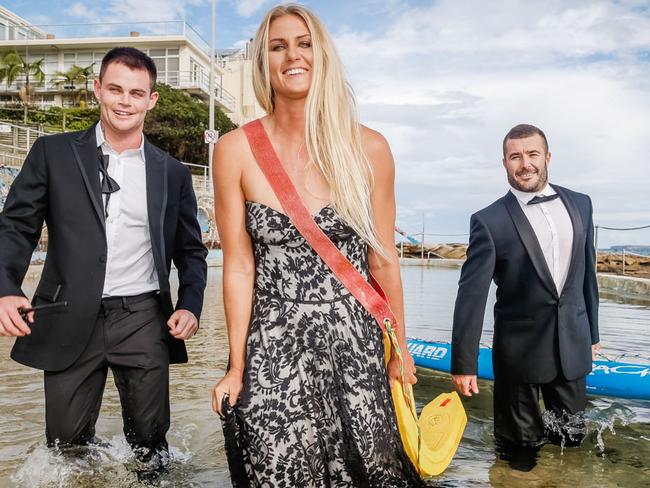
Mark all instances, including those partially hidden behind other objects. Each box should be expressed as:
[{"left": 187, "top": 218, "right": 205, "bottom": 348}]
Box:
[
  {"left": 0, "top": 124, "right": 208, "bottom": 371},
  {"left": 451, "top": 185, "right": 599, "bottom": 383}
]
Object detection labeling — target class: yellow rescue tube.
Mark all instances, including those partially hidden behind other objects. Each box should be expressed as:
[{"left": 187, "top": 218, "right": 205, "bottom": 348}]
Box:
[
  {"left": 391, "top": 383, "right": 467, "bottom": 477},
  {"left": 418, "top": 391, "right": 467, "bottom": 475}
]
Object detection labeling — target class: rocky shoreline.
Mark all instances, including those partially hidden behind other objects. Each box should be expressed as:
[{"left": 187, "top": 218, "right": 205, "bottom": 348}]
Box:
[{"left": 398, "top": 243, "right": 650, "bottom": 279}]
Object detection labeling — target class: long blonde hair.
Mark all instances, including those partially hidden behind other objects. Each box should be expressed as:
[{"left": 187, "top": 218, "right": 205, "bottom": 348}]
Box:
[{"left": 251, "top": 4, "right": 386, "bottom": 256}]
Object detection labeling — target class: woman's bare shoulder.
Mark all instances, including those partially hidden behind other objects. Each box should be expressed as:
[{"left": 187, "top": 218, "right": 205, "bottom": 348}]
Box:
[
  {"left": 360, "top": 125, "right": 394, "bottom": 175},
  {"left": 213, "top": 127, "right": 256, "bottom": 177},
  {"left": 215, "top": 127, "right": 250, "bottom": 155}
]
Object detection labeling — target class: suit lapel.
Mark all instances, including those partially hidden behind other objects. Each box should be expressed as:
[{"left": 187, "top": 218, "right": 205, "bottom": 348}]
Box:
[
  {"left": 551, "top": 184, "right": 584, "bottom": 296},
  {"left": 70, "top": 124, "right": 105, "bottom": 229},
  {"left": 145, "top": 140, "right": 168, "bottom": 277},
  {"left": 504, "top": 191, "right": 558, "bottom": 298}
]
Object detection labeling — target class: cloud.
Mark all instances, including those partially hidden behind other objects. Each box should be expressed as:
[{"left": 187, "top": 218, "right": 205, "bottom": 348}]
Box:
[
  {"left": 332, "top": 0, "right": 650, "bottom": 246},
  {"left": 64, "top": 0, "right": 207, "bottom": 24},
  {"left": 63, "top": 2, "right": 98, "bottom": 21},
  {"left": 337, "top": 1, "right": 650, "bottom": 65},
  {"left": 234, "top": 0, "right": 274, "bottom": 18}
]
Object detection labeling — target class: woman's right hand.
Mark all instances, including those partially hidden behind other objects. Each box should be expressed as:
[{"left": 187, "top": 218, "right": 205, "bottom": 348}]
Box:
[{"left": 212, "top": 368, "right": 244, "bottom": 417}]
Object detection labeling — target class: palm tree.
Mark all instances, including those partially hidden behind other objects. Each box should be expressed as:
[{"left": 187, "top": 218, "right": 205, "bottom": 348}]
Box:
[
  {"left": 50, "top": 63, "right": 96, "bottom": 108},
  {"left": 51, "top": 65, "right": 83, "bottom": 106},
  {"left": 76, "top": 63, "right": 96, "bottom": 106},
  {"left": 52, "top": 67, "right": 80, "bottom": 89},
  {"left": 0, "top": 50, "right": 46, "bottom": 122},
  {"left": 0, "top": 51, "right": 22, "bottom": 90}
]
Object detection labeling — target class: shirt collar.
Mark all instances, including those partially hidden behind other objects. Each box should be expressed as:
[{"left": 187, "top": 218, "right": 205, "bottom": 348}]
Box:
[
  {"left": 96, "top": 121, "right": 146, "bottom": 161},
  {"left": 509, "top": 184, "right": 556, "bottom": 205}
]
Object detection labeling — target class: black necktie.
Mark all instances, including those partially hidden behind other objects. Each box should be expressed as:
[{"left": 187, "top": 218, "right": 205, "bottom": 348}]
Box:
[
  {"left": 97, "top": 148, "right": 120, "bottom": 218},
  {"left": 527, "top": 194, "right": 559, "bottom": 205}
]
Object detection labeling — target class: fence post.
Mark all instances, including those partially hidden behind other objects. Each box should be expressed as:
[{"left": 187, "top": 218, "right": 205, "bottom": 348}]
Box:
[
  {"left": 622, "top": 248, "right": 626, "bottom": 275},
  {"left": 420, "top": 214, "right": 425, "bottom": 260},
  {"left": 420, "top": 233, "right": 424, "bottom": 260}
]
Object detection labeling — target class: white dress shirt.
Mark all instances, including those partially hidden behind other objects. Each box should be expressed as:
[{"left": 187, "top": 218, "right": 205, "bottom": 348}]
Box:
[
  {"left": 96, "top": 122, "right": 159, "bottom": 297},
  {"left": 510, "top": 184, "right": 574, "bottom": 293}
]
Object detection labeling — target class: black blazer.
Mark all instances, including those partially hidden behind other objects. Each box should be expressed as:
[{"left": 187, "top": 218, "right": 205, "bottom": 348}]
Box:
[
  {"left": 451, "top": 185, "right": 599, "bottom": 384},
  {"left": 0, "top": 124, "right": 208, "bottom": 371}
]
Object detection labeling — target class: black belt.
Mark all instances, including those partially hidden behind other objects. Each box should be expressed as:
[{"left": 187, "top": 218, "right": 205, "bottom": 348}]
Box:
[{"left": 100, "top": 291, "right": 159, "bottom": 312}]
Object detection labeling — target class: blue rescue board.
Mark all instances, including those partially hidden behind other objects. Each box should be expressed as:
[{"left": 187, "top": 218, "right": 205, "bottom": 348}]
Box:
[{"left": 407, "top": 338, "right": 650, "bottom": 401}]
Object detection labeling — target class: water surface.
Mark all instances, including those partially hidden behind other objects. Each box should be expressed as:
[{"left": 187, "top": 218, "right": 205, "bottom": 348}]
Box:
[{"left": 0, "top": 267, "right": 648, "bottom": 487}]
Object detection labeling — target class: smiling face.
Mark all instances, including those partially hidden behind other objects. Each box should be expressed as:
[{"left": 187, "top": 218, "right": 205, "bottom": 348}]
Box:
[
  {"left": 93, "top": 61, "right": 158, "bottom": 141},
  {"left": 267, "top": 14, "right": 313, "bottom": 102},
  {"left": 503, "top": 134, "right": 551, "bottom": 193}
]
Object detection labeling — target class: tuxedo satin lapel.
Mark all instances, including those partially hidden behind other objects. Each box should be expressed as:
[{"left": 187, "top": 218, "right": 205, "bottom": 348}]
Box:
[
  {"left": 552, "top": 184, "right": 584, "bottom": 296},
  {"left": 71, "top": 124, "right": 105, "bottom": 229},
  {"left": 145, "top": 141, "right": 167, "bottom": 276},
  {"left": 504, "top": 192, "right": 558, "bottom": 298}
]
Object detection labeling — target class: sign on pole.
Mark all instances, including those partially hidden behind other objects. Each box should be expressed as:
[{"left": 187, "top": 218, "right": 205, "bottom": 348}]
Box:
[{"left": 204, "top": 129, "right": 219, "bottom": 144}]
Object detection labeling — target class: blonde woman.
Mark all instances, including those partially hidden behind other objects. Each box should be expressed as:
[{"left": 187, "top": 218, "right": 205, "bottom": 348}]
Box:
[{"left": 211, "top": 4, "right": 423, "bottom": 486}]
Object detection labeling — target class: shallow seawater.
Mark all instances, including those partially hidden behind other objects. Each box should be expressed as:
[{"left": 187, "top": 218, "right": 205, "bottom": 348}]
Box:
[{"left": 0, "top": 266, "right": 648, "bottom": 487}]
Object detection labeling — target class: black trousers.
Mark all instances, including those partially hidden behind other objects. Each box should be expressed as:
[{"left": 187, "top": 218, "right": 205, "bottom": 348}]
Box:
[
  {"left": 493, "top": 366, "right": 587, "bottom": 447},
  {"left": 43, "top": 292, "right": 170, "bottom": 458}
]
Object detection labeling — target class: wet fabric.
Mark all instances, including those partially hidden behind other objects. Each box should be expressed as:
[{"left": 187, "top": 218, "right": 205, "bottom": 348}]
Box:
[
  {"left": 44, "top": 294, "right": 170, "bottom": 470},
  {"left": 223, "top": 201, "right": 424, "bottom": 487}
]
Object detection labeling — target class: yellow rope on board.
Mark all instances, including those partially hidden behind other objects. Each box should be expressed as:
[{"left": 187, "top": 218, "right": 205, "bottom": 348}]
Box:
[{"left": 384, "top": 319, "right": 415, "bottom": 415}]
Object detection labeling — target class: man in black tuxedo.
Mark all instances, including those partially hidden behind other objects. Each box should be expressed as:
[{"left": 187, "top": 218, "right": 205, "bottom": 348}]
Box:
[
  {"left": 0, "top": 48, "right": 207, "bottom": 475},
  {"left": 451, "top": 124, "right": 599, "bottom": 469}
]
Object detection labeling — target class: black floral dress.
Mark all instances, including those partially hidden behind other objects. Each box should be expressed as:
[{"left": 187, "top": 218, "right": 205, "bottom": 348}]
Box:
[{"left": 224, "top": 201, "right": 425, "bottom": 487}]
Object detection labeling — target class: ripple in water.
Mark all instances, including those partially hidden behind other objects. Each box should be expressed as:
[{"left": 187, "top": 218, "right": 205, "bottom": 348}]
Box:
[
  {"left": 11, "top": 428, "right": 195, "bottom": 488},
  {"left": 541, "top": 403, "right": 636, "bottom": 453}
]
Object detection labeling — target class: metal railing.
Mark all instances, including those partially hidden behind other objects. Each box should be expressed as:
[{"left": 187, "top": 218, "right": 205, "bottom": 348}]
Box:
[
  {"left": 617, "top": 249, "right": 649, "bottom": 276},
  {"left": 173, "top": 71, "right": 237, "bottom": 112},
  {"left": 24, "top": 21, "right": 211, "bottom": 54},
  {"left": 0, "top": 122, "right": 49, "bottom": 155},
  {"left": 183, "top": 162, "right": 210, "bottom": 196},
  {"left": 0, "top": 153, "right": 25, "bottom": 167}
]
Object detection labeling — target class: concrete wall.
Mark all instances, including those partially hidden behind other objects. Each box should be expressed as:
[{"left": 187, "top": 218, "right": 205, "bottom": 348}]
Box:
[{"left": 597, "top": 274, "right": 650, "bottom": 300}]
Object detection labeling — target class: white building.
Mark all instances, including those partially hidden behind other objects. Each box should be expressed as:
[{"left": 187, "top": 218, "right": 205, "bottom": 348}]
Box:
[
  {"left": 0, "top": 6, "right": 47, "bottom": 42},
  {"left": 0, "top": 7, "right": 264, "bottom": 125}
]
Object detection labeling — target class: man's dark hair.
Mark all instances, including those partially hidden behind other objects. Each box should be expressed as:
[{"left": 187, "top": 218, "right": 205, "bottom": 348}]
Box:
[
  {"left": 99, "top": 47, "right": 157, "bottom": 90},
  {"left": 503, "top": 124, "right": 548, "bottom": 156}
]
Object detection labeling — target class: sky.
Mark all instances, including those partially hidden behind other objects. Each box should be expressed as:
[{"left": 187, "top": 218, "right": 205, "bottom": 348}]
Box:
[{"left": 3, "top": 0, "right": 650, "bottom": 248}]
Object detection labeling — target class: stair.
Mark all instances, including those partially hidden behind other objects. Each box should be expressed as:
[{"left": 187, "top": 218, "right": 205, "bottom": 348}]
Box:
[{"left": 0, "top": 121, "right": 51, "bottom": 167}]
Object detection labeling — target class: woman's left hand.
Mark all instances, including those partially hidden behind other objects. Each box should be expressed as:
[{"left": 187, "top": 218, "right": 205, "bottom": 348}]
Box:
[{"left": 387, "top": 345, "right": 417, "bottom": 387}]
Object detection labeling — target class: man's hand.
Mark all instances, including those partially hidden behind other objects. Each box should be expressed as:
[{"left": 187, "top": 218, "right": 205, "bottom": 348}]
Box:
[
  {"left": 592, "top": 342, "right": 601, "bottom": 361},
  {"left": 167, "top": 309, "right": 198, "bottom": 340},
  {"left": 0, "top": 296, "right": 33, "bottom": 337},
  {"left": 452, "top": 374, "right": 479, "bottom": 397}
]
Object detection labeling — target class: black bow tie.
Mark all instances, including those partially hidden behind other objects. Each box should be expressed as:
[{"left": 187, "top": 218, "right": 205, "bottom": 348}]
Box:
[
  {"left": 97, "top": 148, "right": 120, "bottom": 218},
  {"left": 527, "top": 194, "right": 559, "bottom": 205}
]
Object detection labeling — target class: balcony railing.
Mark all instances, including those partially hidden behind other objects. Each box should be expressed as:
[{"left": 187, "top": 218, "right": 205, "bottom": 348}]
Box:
[
  {"left": 0, "top": 70, "right": 237, "bottom": 113},
  {"left": 15, "top": 21, "right": 212, "bottom": 55},
  {"left": 174, "top": 71, "right": 237, "bottom": 112}
]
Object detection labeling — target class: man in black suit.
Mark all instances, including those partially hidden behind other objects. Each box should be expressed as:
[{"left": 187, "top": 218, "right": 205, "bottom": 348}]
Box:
[
  {"left": 451, "top": 124, "right": 599, "bottom": 469},
  {"left": 0, "top": 48, "right": 207, "bottom": 476}
]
